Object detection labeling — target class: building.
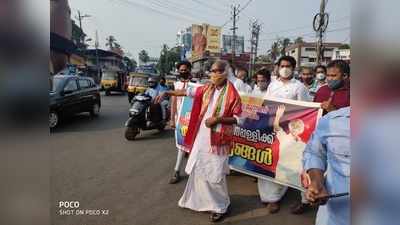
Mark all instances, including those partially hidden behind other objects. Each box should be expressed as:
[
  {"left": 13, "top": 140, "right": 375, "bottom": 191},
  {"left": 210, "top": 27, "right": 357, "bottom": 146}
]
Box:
[
  {"left": 332, "top": 48, "right": 351, "bottom": 62},
  {"left": 285, "top": 42, "right": 344, "bottom": 68},
  {"left": 50, "top": 0, "right": 73, "bottom": 74},
  {"left": 80, "top": 49, "right": 124, "bottom": 83}
]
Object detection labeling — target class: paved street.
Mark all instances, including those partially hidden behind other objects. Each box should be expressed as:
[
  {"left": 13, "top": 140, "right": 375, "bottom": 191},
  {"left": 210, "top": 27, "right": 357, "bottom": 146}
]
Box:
[{"left": 52, "top": 93, "right": 316, "bottom": 225}]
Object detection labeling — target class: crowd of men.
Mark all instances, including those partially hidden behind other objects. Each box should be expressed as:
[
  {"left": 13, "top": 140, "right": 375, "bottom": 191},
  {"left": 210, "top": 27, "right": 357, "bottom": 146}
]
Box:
[{"left": 151, "top": 56, "right": 350, "bottom": 224}]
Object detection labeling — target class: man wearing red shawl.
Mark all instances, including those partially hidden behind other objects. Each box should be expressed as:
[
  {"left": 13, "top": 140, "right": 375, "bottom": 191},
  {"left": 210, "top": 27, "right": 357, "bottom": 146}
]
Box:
[{"left": 156, "top": 60, "right": 242, "bottom": 222}]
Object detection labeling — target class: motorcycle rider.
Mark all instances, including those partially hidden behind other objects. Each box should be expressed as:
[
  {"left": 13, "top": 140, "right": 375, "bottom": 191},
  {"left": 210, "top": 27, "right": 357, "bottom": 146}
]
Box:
[{"left": 145, "top": 77, "right": 168, "bottom": 123}]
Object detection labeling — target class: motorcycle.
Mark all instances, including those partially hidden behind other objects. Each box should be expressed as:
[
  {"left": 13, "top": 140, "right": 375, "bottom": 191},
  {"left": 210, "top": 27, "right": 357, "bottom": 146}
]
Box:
[{"left": 124, "top": 93, "right": 169, "bottom": 140}]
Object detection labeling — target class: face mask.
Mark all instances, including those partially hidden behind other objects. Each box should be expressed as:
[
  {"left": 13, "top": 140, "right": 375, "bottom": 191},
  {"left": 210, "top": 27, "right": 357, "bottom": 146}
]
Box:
[
  {"left": 303, "top": 77, "right": 314, "bottom": 85},
  {"left": 210, "top": 74, "right": 227, "bottom": 86},
  {"left": 316, "top": 73, "right": 326, "bottom": 80},
  {"left": 327, "top": 79, "right": 344, "bottom": 90},
  {"left": 279, "top": 67, "right": 292, "bottom": 78},
  {"left": 258, "top": 81, "right": 268, "bottom": 91},
  {"left": 179, "top": 72, "right": 190, "bottom": 79}
]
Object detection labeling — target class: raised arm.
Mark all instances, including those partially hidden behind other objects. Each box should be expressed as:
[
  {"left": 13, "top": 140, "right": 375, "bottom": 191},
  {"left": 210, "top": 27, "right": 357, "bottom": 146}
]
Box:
[
  {"left": 155, "top": 89, "right": 186, "bottom": 103},
  {"left": 273, "top": 105, "right": 286, "bottom": 132}
]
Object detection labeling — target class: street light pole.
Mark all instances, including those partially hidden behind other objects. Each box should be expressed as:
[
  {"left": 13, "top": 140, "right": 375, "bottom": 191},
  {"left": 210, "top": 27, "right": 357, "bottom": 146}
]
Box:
[
  {"left": 76, "top": 10, "right": 91, "bottom": 47},
  {"left": 313, "top": 0, "right": 329, "bottom": 65}
]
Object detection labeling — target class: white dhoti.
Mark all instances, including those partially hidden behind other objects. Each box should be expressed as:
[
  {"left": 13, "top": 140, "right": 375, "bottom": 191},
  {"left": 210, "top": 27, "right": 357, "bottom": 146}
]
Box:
[
  {"left": 178, "top": 87, "right": 230, "bottom": 213},
  {"left": 257, "top": 179, "right": 288, "bottom": 203},
  {"left": 178, "top": 168, "right": 230, "bottom": 213}
]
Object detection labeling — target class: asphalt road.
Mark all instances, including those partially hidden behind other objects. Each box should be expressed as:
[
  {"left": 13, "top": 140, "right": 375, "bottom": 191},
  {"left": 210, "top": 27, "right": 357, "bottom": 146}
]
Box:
[{"left": 51, "top": 92, "right": 317, "bottom": 225}]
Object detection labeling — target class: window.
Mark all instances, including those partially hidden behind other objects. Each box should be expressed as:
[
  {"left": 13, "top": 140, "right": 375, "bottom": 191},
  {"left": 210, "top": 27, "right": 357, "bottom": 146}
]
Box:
[
  {"left": 64, "top": 80, "right": 78, "bottom": 92},
  {"left": 79, "top": 79, "right": 90, "bottom": 89},
  {"left": 325, "top": 48, "right": 334, "bottom": 51},
  {"left": 309, "top": 58, "right": 316, "bottom": 62},
  {"left": 305, "top": 47, "right": 316, "bottom": 52}
]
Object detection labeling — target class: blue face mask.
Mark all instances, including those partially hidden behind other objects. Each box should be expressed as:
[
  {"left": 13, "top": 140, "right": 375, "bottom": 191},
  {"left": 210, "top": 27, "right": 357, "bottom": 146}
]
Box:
[{"left": 327, "top": 79, "right": 343, "bottom": 90}]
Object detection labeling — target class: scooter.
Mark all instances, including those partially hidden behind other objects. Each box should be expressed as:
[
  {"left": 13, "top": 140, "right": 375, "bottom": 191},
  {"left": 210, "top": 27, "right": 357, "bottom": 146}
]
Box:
[{"left": 124, "top": 93, "right": 168, "bottom": 140}]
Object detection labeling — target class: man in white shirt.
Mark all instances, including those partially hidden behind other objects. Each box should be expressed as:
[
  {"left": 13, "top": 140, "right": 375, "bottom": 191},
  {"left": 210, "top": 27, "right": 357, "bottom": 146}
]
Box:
[
  {"left": 227, "top": 66, "right": 252, "bottom": 94},
  {"left": 258, "top": 56, "right": 310, "bottom": 214},
  {"left": 169, "top": 61, "right": 194, "bottom": 184},
  {"left": 251, "top": 67, "right": 271, "bottom": 97}
]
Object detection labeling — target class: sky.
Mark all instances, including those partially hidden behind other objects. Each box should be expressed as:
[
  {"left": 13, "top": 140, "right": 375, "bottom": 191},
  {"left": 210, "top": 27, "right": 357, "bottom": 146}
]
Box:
[{"left": 65, "top": 0, "right": 350, "bottom": 60}]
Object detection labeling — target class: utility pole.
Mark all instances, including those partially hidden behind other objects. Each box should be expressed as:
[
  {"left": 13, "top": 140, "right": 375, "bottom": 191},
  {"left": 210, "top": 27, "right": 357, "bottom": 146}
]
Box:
[
  {"left": 313, "top": 0, "right": 329, "bottom": 65},
  {"left": 95, "top": 30, "right": 101, "bottom": 84},
  {"left": 230, "top": 4, "right": 239, "bottom": 65},
  {"left": 76, "top": 10, "right": 91, "bottom": 46},
  {"left": 249, "top": 19, "right": 261, "bottom": 79}
]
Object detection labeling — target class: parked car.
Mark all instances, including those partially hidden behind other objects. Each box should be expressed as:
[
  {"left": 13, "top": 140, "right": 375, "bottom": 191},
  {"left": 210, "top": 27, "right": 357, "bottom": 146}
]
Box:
[{"left": 49, "top": 75, "right": 101, "bottom": 129}]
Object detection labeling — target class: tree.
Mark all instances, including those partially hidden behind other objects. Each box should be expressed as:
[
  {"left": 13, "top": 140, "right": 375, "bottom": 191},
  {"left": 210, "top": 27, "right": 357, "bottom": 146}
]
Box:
[
  {"left": 279, "top": 38, "right": 292, "bottom": 56},
  {"left": 339, "top": 44, "right": 350, "bottom": 49},
  {"left": 123, "top": 56, "right": 137, "bottom": 72},
  {"left": 138, "top": 50, "right": 150, "bottom": 64},
  {"left": 105, "top": 35, "right": 117, "bottom": 49},
  {"left": 157, "top": 44, "right": 180, "bottom": 75},
  {"left": 267, "top": 41, "right": 280, "bottom": 62},
  {"left": 294, "top": 36, "right": 304, "bottom": 44}
]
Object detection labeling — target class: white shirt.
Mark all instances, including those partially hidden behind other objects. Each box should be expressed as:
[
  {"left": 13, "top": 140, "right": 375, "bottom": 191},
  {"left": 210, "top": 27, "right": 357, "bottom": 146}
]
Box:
[
  {"left": 227, "top": 71, "right": 252, "bottom": 94},
  {"left": 266, "top": 78, "right": 310, "bottom": 101},
  {"left": 251, "top": 85, "right": 268, "bottom": 98}
]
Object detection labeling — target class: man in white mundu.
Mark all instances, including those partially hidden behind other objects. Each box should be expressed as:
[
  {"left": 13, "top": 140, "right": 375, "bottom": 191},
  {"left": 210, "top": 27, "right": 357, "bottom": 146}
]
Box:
[
  {"left": 157, "top": 60, "right": 241, "bottom": 222},
  {"left": 258, "top": 56, "right": 310, "bottom": 214}
]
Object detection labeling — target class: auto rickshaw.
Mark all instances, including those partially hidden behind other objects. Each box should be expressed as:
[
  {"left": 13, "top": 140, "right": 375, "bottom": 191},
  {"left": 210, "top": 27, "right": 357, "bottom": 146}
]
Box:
[
  {"left": 101, "top": 70, "right": 127, "bottom": 95},
  {"left": 127, "top": 72, "right": 149, "bottom": 103}
]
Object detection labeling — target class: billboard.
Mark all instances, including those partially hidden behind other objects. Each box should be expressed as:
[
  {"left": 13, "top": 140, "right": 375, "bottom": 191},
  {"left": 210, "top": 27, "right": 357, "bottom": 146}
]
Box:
[
  {"left": 223, "top": 35, "right": 245, "bottom": 54},
  {"left": 191, "top": 24, "right": 221, "bottom": 61}
]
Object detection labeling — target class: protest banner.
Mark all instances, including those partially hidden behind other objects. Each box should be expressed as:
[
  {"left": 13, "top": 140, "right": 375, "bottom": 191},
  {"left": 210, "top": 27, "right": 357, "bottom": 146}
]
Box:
[
  {"left": 175, "top": 83, "right": 200, "bottom": 151},
  {"left": 176, "top": 89, "right": 322, "bottom": 190},
  {"left": 229, "top": 94, "right": 322, "bottom": 191}
]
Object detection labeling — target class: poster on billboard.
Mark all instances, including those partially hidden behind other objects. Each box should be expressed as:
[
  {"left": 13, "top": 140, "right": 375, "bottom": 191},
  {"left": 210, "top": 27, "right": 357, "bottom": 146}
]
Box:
[
  {"left": 206, "top": 25, "right": 221, "bottom": 54},
  {"left": 191, "top": 24, "right": 207, "bottom": 61},
  {"left": 191, "top": 24, "right": 221, "bottom": 61},
  {"left": 223, "top": 34, "right": 245, "bottom": 54}
]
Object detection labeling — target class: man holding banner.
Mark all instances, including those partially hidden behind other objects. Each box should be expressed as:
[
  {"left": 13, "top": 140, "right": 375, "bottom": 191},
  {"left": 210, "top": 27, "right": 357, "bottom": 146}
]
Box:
[
  {"left": 169, "top": 61, "right": 194, "bottom": 184},
  {"left": 156, "top": 60, "right": 241, "bottom": 222},
  {"left": 303, "top": 106, "right": 350, "bottom": 225},
  {"left": 258, "top": 56, "right": 311, "bottom": 214}
]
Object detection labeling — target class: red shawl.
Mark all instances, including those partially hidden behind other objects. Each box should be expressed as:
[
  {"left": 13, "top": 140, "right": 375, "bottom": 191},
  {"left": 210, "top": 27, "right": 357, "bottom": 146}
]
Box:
[{"left": 183, "top": 81, "right": 242, "bottom": 155}]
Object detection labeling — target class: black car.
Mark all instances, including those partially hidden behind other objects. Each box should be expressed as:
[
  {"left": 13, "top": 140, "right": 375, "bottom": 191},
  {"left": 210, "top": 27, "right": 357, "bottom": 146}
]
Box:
[{"left": 49, "top": 75, "right": 101, "bottom": 128}]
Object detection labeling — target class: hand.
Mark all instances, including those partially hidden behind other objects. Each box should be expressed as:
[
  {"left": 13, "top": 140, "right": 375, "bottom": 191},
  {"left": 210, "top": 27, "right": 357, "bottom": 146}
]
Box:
[
  {"left": 275, "top": 105, "right": 286, "bottom": 119},
  {"left": 321, "top": 99, "right": 336, "bottom": 112},
  {"left": 305, "top": 180, "right": 329, "bottom": 206},
  {"left": 205, "top": 117, "right": 219, "bottom": 128}
]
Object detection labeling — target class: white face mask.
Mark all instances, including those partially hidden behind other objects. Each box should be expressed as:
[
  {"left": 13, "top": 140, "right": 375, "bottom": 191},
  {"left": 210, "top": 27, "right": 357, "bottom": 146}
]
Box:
[
  {"left": 316, "top": 73, "right": 326, "bottom": 80},
  {"left": 279, "top": 67, "right": 292, "bottom": 78}
]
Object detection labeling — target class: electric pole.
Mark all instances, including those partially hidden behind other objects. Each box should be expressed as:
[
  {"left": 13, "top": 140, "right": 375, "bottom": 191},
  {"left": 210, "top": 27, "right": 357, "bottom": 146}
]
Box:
[
  {"left": 313, "top": 0, "right": 329, "bottom": 65},
  {"left": 76, "top": 10, "right": 91, "bottom": 46},
  {"left": 249, "top": 19, "right": 261, "bottom": 79},
  {"left": 230, "top": 4, "right": 239, "bottom": 64},
  {"left": 95, "top": 30, "right": 101, "bottom": 84}
]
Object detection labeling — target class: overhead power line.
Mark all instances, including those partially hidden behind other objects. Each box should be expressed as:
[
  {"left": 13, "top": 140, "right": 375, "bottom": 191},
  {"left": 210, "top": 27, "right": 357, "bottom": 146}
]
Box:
[{"left": 221, "top": 0, "right": 254, "bottom": 27}]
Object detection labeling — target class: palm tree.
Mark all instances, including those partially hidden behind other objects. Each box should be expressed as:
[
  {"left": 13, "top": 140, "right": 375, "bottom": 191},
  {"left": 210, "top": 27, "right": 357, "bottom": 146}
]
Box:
[
  {"left": 139, "top": 50, "right": 150, "bottom": 64},
  {"left": 279, "top": 38, "right": 292, "bottom": 56},
  {"left": 294, "top": 36, "right": 304, "bottom": 44},
  {"left": 267, "top": 41, "right": 280, "bottom": 62},
  {"left": 105, "top": 35, "right": 117, "bottom": 49}
]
